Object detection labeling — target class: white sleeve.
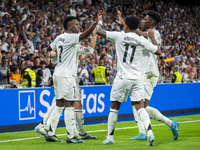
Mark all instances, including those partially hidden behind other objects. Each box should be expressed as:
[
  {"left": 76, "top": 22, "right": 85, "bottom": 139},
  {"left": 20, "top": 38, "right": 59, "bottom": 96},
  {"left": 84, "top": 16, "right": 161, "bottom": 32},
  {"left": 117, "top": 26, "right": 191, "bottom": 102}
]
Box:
[
  {"left": 77, "top": 45, "right": 94, "bottom": 55},
  {"left": 50, "top": 37, "right": 57, "bottom": 50},
  {"left": 68, "top": 33, "right": 80, "bottom": 44},
  {"left": 50, "top": 58, "right": 57, "bottom": 64},
  {"left": 48, "top": 69, "right": 52, "bottom": 78},
  {"left": 141, "top": 37, "right": 158, "bottom": 54},
  {"left": 106, "top": 31, "right": 121, "bottom": 42}
]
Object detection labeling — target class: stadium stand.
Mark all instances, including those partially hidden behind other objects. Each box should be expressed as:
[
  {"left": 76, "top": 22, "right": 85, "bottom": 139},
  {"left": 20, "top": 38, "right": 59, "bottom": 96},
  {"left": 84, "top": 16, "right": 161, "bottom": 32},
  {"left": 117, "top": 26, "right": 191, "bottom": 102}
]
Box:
[{"left": 0, "top": 0, "right": 200, "bottom": 88}]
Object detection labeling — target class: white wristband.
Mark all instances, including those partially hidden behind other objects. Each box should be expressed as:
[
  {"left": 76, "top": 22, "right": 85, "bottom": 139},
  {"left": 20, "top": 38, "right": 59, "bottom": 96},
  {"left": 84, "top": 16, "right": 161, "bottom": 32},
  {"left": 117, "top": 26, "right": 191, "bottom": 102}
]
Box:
[{"left": 98, "top": 20, "right": 102, "bottom": 25}]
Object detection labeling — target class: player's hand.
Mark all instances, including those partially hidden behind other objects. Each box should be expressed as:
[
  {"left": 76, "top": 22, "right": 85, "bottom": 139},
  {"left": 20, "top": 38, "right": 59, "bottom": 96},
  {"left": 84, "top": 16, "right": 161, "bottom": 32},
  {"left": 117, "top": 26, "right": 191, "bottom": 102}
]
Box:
[
  {"left": 95, "top": 10, "right": 103, "bottom": 24},
  {"left": 116, "top": 11, "right": 124, "bottom": 25},
  {"left": 147, "top": 29, "right": 154, "bottom": 39}
]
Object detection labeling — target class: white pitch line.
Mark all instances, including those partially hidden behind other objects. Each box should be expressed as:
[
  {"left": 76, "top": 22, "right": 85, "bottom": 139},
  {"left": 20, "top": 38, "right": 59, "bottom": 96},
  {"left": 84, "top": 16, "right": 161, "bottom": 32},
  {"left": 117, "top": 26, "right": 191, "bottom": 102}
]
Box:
[{"left": 0, "top": 119, "right": 200, "bottom": 143}]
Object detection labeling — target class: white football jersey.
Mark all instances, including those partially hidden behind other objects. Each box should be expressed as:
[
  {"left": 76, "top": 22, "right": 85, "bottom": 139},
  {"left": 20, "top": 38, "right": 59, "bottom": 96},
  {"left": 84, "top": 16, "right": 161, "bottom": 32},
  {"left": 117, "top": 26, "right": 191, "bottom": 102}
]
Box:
[
  {"left": 140, "top": 29, "right": 161, "bottom": 77},
  {"left": 106, "top": 31, "right": 158, "bottom": 79},
  {"left": 50, "top": 33, "right": 94, "bottom": 77}
]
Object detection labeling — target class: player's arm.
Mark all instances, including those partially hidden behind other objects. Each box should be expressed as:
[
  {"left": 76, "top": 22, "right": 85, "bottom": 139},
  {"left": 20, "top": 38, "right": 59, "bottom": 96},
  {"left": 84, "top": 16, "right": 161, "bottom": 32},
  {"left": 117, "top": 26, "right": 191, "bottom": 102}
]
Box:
[
  {"left": 79, "top": 10, "right": 102, "bottom": 41},
  {"left": 135, "top": 28, "right": 148, "bottom": 39},
  {"left": 80, "top": 30, "right": 98, "bottom": 60},
  {"left": 47, "top": 50, "right": 57, "bottom": 58},
  {"left": 147, "top": 29, "right": 161, "bottom": 55}
]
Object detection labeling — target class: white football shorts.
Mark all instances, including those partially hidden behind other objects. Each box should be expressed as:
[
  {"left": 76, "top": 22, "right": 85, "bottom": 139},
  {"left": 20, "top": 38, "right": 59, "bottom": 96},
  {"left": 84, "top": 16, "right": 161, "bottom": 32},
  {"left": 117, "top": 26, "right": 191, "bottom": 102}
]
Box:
[
  {"left": 53, "top": 76, "right": 81, "bottom": 101},
  {"left": 143, "top": 73, "right": 159, "bottom": 100},
  {"left": 110, "top": 76, "right": 144, "bottom": 103}
]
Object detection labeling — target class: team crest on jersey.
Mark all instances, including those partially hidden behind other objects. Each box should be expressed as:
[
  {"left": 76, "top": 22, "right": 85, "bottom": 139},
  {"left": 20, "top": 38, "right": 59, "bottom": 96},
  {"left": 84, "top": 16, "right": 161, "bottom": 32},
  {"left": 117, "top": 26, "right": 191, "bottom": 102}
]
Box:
[{"left": 78, "top": 44, "right": 83, "bottom": 49}]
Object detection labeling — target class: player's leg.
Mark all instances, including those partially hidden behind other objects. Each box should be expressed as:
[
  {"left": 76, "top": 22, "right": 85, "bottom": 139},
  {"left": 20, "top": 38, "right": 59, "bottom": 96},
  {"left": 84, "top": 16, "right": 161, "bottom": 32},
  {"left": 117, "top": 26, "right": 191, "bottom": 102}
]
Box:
[
  {"left": 129, "top": 103, "right": 147, "bottom": 140},
  {"left": 64, "top": 77, "right": 84, "bottom": 143},
  {"left": 39, "top": 99, "right": 64, "bottom": 142},
  {"left": 144, "top": 100, "right": 179, "bottom": 140},
  {"left": 130, "top": 79, "right": 154, "bottom": 146},
  {"left": 102, "top": 101, "right": 121, "bottom": 145},
  {"left": 144, "top": 76, "right": 179, "bottom": 140},
  {"left": 39, "top": 76, "right": 66, "bottom": 142},
  {"left": 102, "top": 77, "right": 127, "bottom": 145},
  {"left": 74, "top": 101, "right": 97, "bottom": 139},
  {"left": 34, "top": 103, "right": 56, "bottom": 137}
]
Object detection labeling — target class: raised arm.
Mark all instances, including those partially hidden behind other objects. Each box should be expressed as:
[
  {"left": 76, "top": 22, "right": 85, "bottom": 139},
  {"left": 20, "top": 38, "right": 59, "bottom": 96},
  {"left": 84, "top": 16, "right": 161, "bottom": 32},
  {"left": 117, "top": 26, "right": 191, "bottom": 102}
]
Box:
[
  {"left": 147, "top": 29, "right": 161, "bottom": 55},
  {"left": 80, "top": 30, "right": 98, "bottom": 61},
  {"left": 79, "top": 10, "right": 102, "bottom": 41},
  {"left": 95, "top": 15, "right": 107, "bottom": 38}
]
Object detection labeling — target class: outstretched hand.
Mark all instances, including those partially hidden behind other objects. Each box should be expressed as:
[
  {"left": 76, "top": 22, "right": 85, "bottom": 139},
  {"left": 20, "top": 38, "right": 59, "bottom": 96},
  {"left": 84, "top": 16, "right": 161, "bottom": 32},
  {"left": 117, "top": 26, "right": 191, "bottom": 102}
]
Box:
[
  {"left": 116, "top": 11, "right": 125, "bottom": 25},
  {"left": 95, "top": 10, "right": 103, "bottom": 24}
]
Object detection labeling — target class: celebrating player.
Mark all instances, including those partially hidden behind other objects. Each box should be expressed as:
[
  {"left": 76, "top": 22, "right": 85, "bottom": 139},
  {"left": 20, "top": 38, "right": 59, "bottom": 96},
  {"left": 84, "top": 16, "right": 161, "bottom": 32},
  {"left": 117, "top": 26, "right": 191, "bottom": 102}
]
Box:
[
  {"left": 38, "top": 11, "right": 102, "bottom": 143},
  {"left": 127, "top": 11, "right": 180, "bottom": 141},
  {"left": 96, "top": 14, "right": 161, "bottom": 146}
]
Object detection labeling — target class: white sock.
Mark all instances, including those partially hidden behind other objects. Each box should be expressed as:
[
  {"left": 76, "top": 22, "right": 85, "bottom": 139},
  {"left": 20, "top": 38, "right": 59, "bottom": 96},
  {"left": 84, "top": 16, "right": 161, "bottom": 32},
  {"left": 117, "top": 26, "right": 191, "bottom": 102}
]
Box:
[
  {"left": 65, "top": 107, "right": 75, "bottom": 139},
  {"left": 72, "top": 112, "right": 79, "bottom": 136},
  {"left": 74, "top": 109, "right": 85, "bottom": 135},
  {"left": 43, "top": 103, "right": 56, "bottom": 125},
  {"left": 132, "top": 105, "right": 146, "bottom": 134},
  {"left": 107, "top": 109, "right": 118, "bottom": 140},
  {"left": 145, "top": 106, "right": 172, "bottom": 127},
  {"left": 35, "top": 123, "right": 43, "bottom": 129},
  {"left": 138, "top": 108, "right": 153, "bottom": 136},
  {"left": 46, "top": 106, "right": 64, "bottom": 136}
]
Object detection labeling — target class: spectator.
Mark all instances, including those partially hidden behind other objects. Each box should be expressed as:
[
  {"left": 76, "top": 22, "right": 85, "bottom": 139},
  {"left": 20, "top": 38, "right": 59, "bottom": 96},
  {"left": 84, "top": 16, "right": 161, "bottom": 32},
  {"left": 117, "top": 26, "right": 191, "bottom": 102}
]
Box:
[
  {"left": 9, "top": 66, "right": 21, "bottom": 84},
  {"left": 86, "top": 57, "right": 96, "bottom": 83},
  {"left": 0, "top": 56, "right": 10, "bottom": 84},
  {"left": 8, "top": 80, "right": 18, "bottom": 88},
  {"left": 21, "top": 61, "right": 36, "bottom": 88},
  {"left": 40, "top": 61, "right": 51, "bottom": 87},
  {"left": 77, "top": 61, "right": 89, "bottom": 85},
  {"left": 187, "top": 61, "right": 197, "bottom": 81},
  {"left": 170, "top": 67, "right": 183, "bottom": 83},
  {"left": 92, "top": 60, "right": 109, "bottom": 85},
  {"left": 181, "top": 67, "right": 189, "bottom": 83}
]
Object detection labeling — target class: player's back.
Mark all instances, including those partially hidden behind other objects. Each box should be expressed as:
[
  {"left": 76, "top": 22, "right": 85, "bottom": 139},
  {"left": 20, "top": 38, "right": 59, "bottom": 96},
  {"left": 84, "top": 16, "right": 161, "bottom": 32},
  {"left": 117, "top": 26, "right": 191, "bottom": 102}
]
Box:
[
  {"left": 50, "top": 33, "right": 80, "bottom": 77},
  {"left": 140, "top": 29, "right": 161, "bottom": 77},
  {"left": 106, "top": 31, "right": 158, "bottom": 79}
]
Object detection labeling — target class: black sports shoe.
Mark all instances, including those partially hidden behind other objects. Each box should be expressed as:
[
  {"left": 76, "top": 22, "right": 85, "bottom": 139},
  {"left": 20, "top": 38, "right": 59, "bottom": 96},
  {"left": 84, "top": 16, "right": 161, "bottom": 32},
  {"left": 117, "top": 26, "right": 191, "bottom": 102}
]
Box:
[
  {"left": 45, "top": 135, "right": 63, "bottom": 142},
  {"left": 66, "top": 137, "right": 85, "bottom": 143},
  {"left": 79, "top": 133, "right": 97, "bottom": 139}
]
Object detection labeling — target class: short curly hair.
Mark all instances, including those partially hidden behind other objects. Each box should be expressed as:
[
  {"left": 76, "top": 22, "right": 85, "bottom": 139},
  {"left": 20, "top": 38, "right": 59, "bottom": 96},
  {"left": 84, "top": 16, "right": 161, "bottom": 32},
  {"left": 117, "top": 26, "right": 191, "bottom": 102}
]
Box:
[
  {"left": 63, "top": 16, "right": 77, "bottom": 30},
  {"left": 147, "top": 11, "right": 161, "bottom": 24},
  {"left": 125, "top": 15, "right": 139, "bottom": 30}
]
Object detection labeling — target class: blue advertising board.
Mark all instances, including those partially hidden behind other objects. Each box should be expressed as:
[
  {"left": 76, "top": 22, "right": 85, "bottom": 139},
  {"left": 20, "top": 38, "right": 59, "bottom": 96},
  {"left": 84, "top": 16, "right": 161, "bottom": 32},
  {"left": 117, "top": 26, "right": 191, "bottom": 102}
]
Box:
[{"left": 0, "top": 83, "right": 200, "bottom": 130}]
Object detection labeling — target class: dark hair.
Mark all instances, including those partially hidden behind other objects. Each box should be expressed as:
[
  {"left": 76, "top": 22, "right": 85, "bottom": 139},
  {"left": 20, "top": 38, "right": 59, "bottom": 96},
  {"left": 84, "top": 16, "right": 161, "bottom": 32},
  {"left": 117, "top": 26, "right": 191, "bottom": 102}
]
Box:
[
  {"left": 34, "top": 56, "right": 40, "bottom": 60},
  {"left": 1, "top": 50, "right": 6, "bottom": 54},
  {"left": 24, "top": 56, "right": 31, "bottom": 61},
  {"left": 40, "top": 61, "right": 46, "bottom": 65},
  {"left": 125, "top": 16, "right": 139, "bottom": 30},
  {"left": 63, "top": 16, "right": 76, "bottom": 30},
  {"left": 147, "top": 11, "right": 161, "bottom": 24},
  {"left": 24, "top": 62, "right": 29, "bottom": 67},
  {"left": 12, "top": 66, "right": 19, "bottom": 73}
]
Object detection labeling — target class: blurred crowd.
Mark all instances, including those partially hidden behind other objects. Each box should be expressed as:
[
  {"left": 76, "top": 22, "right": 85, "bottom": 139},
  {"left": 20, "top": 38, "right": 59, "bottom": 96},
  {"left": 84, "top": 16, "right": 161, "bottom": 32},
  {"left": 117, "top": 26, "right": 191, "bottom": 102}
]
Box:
[{"left": 0, "top": 0, "right": 200, "bottom": 88}]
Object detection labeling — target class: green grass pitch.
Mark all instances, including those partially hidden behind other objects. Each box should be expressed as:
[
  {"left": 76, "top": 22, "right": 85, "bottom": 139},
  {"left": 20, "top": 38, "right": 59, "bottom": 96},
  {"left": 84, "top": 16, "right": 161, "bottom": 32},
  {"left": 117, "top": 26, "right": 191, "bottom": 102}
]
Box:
[{"left": 0, "top": 114, "right": 200, "bottom": 150}]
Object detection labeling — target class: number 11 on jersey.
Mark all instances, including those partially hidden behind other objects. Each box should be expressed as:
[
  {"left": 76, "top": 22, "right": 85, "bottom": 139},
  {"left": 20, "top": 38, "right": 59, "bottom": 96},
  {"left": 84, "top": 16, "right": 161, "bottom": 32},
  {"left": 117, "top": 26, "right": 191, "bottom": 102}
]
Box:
[{"left": 123, "top": 44, "right": 136, "bottom": 64}]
